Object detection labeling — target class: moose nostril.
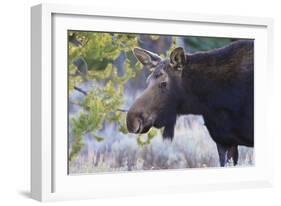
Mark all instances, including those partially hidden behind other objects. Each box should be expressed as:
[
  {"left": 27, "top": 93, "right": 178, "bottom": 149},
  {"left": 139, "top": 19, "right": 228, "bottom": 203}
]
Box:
[
  {"left": 126, "top": 111, "right": 143, "bottom": 133},
  {"left": 131, "top": 117, "right": 142, "bottom": 133},
  {"left": 134, "top": 118, "right": 142, "bottom": 133}
]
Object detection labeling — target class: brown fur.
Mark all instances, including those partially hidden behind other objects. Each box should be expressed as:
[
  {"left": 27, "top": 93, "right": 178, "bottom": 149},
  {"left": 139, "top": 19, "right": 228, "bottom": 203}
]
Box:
[{"left": 185, "top": 40, "right": 253, "bottom": 80}]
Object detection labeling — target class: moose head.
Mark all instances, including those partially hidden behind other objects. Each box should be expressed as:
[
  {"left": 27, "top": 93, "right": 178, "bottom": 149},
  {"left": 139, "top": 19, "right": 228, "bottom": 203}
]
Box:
[{"left": 126, "top": 47, "right": 186, "bottom": 139}]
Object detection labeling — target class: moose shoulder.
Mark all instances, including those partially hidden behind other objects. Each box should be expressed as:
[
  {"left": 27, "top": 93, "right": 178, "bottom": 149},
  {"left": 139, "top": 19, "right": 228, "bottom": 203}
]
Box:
[{"left": 126, "top": 40, "right": 254, "bottom": 166}]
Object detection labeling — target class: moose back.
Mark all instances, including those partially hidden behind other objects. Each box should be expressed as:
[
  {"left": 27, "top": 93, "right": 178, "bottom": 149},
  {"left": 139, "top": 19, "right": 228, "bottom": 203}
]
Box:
[{"left": 126, "top": 40, "right": 254, "bottom": 167}]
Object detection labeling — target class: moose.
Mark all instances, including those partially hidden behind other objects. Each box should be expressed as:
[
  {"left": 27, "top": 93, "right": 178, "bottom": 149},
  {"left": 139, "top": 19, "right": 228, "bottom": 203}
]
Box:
[{"left": 126, "top": 40, "right": 254, "bottom": 166}]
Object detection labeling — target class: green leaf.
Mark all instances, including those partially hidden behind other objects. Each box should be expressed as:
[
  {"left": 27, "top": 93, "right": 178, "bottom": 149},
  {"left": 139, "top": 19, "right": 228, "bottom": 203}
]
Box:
[{"left": 148, "top": 128, "right": 157, "bottom": 139}]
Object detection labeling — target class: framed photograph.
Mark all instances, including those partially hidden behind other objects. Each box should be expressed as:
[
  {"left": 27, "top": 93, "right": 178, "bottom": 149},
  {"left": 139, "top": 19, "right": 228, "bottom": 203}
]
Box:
[{"left": 31, "top": 3, "right": 274, "bottom": 201}]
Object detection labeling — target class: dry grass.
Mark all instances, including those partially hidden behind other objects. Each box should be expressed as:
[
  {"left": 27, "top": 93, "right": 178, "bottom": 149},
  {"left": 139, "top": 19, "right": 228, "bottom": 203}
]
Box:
[{"left": 69, "top": 115, "right": 254, "bottom": 174}]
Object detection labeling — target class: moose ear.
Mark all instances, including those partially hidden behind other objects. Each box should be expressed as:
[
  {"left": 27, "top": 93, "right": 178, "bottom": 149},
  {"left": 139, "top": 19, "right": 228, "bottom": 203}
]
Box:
[
  {"left": 170, "top": 47, "right": 186, "bottom": 70},
  {"left": 133, "top": 47, "right": 162, "bottom": 68}
]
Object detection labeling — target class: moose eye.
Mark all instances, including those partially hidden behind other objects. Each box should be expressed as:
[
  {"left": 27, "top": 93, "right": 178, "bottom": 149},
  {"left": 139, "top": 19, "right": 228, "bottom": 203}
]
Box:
[
  {"left": 154, "top": 71, "right": 163, "bottom": 79},
  {"left": 159, "top": 81, "right": 167, "bottom": 89}
]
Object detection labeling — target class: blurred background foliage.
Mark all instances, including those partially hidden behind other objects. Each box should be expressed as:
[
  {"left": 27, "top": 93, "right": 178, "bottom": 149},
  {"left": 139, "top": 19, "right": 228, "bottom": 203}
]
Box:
[
  {"left": 68, "top": 31, "right": 234, "bottom": 161},
  {"left": 182, "top": 37, "right": 234, "bottom": 52}
]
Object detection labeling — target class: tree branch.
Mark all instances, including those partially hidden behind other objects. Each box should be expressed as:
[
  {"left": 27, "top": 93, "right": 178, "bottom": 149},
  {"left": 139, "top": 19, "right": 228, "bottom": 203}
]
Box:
[
  {"left": 117, "top": 109, "right": 128, "bottom": 113},
  {"left": 74, "top": 86, "right": 88, "bottom": 95}
]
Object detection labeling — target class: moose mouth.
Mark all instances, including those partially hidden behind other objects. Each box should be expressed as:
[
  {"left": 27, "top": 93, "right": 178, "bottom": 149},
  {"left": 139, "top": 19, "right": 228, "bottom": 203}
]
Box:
[
  {"left": 136, "top": 122, "right": 151, "bottom": 134},
  {"left": 126, "top": 116, "right": 153, "bottom": 134},
  {"left": 135, "top": 119, "right": 152, "bottom": 134}
]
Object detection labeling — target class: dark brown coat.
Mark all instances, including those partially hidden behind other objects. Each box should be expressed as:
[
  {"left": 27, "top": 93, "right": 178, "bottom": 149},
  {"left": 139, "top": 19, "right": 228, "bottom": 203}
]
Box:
[{"left": 127, "top": 40, "right": 254, "bottom": 166}]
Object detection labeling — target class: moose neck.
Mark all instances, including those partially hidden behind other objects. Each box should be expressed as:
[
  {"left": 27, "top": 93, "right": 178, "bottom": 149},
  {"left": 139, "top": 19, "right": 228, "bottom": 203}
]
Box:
[
  {"left": 177, "top": 51, "right": 231, "bottom": 116},
  {"left": 177, "top": 81, "right": 207, "bottom": 116}
]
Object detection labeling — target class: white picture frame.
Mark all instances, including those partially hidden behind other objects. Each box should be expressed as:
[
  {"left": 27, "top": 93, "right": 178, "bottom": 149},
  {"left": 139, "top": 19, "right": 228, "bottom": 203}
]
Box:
[{"left": 31, "top": 3, "right": 274, "bottom": 202}]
